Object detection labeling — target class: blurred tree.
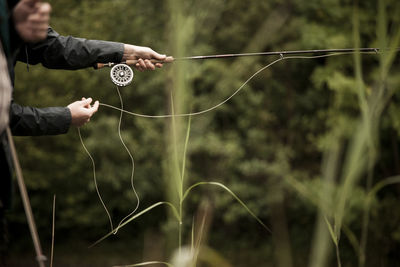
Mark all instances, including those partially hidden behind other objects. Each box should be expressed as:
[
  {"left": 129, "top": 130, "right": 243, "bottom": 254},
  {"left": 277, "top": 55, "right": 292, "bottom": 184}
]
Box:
[{"left": 7, "top": 0, "right": 400, "bottom": 266}]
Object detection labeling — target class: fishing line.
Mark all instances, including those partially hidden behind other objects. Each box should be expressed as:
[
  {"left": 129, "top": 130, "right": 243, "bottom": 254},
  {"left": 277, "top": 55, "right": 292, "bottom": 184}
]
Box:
[
  {"left": 99, "top": 51, "right": 377, "bottom": 118},
  {"left": 78, "top": 127, "right": 114, "bottom": 232},
  {"left": 87, "top": 50, "right": 380, "bottom": 231},
  {"left": 113, "top": 85, "right": 140, "bottom": 234},
  {"left": 78, "top": 86, "right": 140, "bottom": 234}
]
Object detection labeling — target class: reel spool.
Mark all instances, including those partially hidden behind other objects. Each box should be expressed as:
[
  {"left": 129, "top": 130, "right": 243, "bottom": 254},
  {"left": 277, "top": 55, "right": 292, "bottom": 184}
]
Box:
[{"left": 110, "top": 63, "right": 134, "bottom": 87}]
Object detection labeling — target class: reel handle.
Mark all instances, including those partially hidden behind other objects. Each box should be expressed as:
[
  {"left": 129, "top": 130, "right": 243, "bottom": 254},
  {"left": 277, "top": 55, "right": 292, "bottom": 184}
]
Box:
[{"left": 95, "top": 56, "right": 174, "bottom": 69}]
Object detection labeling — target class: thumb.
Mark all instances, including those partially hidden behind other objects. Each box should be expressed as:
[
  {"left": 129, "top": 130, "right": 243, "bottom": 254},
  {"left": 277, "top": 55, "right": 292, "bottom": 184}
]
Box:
[
  {"left": 88, "top": 101, "right": 99, "bottom": 115},
  {"left": 151, "top": 51, "right": 167, "bottom": 61}
]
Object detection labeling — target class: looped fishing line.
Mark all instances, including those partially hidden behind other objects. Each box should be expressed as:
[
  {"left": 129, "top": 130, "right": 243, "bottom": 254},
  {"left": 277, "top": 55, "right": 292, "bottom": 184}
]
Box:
[
  {"left": 113, "top": 85, "right": 140, "bottom": 234},
  {"left": 83, "top": 51, "right": 378, "bottom": 232},
  {"left": 78, "top": 128, "right": 114, "bottom": 231},
  {"left": 98, "top": 51, "right": 376, "bottom": 118},
  {"left": 78, "top": 85, "right": 140, "bottom": 234}
]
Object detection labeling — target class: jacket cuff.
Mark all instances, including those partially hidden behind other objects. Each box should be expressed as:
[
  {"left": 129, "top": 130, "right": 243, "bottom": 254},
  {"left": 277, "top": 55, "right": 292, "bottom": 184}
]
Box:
[
  {"left": 92, "top": 40, "right": 124, "bottom": 63},
  {"left": 60, "top": 107, "right": 72, "bottom": 134}
]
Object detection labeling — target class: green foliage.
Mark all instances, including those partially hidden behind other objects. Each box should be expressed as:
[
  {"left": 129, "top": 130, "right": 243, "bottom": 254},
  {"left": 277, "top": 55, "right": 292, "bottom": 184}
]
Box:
[{"left": 7, "top": 0, "right": 400, "bottom": 266}]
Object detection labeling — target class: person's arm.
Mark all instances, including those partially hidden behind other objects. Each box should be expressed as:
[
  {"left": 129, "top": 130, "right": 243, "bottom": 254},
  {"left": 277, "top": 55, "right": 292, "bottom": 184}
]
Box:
[
  {"left": 10, "top": 100, "right": 71, "bottom": 136},
  {"left": 10, "top": 97, "right": 99, "bottom": 136},
  {"left": 16, "top": 27, "right": 167, "bottom": 70},
  {"left": 16, "top": 27, "right": 124, "bottom": 69}
]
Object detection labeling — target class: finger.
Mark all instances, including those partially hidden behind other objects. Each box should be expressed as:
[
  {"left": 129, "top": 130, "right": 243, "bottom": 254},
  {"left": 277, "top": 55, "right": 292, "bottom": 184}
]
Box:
[
  {"left": 135, "top": 62, "right": 144, "bottom": 72},
  {"left": 144, "top": 59, "right": 155, "bottom": 70},
  {"left": 155, "top": 63, "right": 163, "bottom": 68},
  {"left": 80, "top": 97, "right": 92, "bottom": 108},
  {"left": 93, "top": 100, "right": 99, "bottom": 110},
  {"left": 89, "top": 101, "right": 99, "bottom": 114},
  {"left": 136, "top": 63, "right": 145, "bottom": 71},
  {"left": 150, "top": 50, "right": 167, "bottom": 61},
  {"left": 83, "top": 97, "right": 93, "bottom": 105},
  {"left": 138, "top": 58, "right": 147, "bottom": 69}
]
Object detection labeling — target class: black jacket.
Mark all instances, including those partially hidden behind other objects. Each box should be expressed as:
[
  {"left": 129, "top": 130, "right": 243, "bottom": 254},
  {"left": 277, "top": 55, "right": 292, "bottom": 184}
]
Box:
[
  {"left": 1, "top": 26, "right": 124, "bottom": 209},
  {"left": 10, "top": 28, "right": 124, "bottom": 136}
]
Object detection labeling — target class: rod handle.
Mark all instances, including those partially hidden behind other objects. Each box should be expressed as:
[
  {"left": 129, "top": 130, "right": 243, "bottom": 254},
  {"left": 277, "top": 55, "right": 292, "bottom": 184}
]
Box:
[{"left": 95, "top": 56, "right": 174, "bottom": 69}]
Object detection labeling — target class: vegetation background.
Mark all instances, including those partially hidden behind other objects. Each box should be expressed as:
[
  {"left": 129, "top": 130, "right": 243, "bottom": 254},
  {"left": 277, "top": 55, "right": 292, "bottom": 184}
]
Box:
[{"left": 5, "top": 0, "right": 400, "bottom": 266}]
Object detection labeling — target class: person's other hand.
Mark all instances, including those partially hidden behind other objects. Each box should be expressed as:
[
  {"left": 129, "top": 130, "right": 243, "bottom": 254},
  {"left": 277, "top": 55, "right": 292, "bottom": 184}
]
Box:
[
  {"left": 122, "top": 44, "right": 170, "bottom": 71},
  {"left": 13, "top": 0, "right": 51, "bottom": 43},
  {"left": 67, "top": 97, "right": 99, "bottom": 127}
]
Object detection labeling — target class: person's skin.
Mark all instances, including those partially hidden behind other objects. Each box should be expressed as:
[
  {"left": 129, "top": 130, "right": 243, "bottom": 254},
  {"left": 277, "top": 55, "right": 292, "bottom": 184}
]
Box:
[
  {"left": 67, "top": 44, "right": 169, "bottom": 127},
  {"left": 67, "top": 97, "right": 99, "bottom": 127},
  {"left": 123, "top": 44, "right": 167, "bottom": 71},
  {"left": 66, "top": 46, "right": 169, "bottom": 127},
  {"left": 12, "top": 1, "right": 170, "bottom": 128},
  {"left": 13, "top": 0, "right": 52, "bottom": 43}
]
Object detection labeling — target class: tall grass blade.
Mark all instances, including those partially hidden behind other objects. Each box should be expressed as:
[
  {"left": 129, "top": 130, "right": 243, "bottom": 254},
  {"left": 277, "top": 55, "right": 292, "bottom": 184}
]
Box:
[
  {"left": 334, "top": 0, "right": 369, "bottom": 242},
  {"left": 367, "top": 176, "right": 400, "bottom": 204},
  {"left": 183, "top": 182, "right": 271, "bottom": 233},
  {"left": 323, "top": 216, "right": 338, "bottom": 247},
  {"left": 342, "top": 224, "right": 360, "bottom": 257},
  {"left": 181, "top": 116, "right": 191, "bottom": 186},
  {"left": 90, "top": 202, "right": 179, "bottom": 248},
  {"left": 324, "top": 216, "right": 342, "bottom": 267},
  {"left": 192, "top": 208, "right": 207, "bottom": 267},
  {"left": 285, "top": 176, "right": 331, "bottom": 215},
  {"left": 190, "top": 217, "right": 195, "bottom": 254},
  {"left": 170, "top": 93, "right": 182, "bottom": 197}
]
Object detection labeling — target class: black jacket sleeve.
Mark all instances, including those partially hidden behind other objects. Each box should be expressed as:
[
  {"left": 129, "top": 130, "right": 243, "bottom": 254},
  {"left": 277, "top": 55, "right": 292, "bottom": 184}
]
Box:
[
  {"left": 9, "top": 101, "right": 71, "bottom": 136},
  {"left": 16, "top": 27, "right": 124, "bottom": 69},
  {"left": 10, "top": 28, "right": 124, "bottom": 136}
]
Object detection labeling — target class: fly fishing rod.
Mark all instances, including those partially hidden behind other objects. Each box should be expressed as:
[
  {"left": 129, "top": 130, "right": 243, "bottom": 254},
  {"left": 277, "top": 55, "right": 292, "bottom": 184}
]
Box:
[{"left": 95, "top": 47, "right": 399, "bottom": 87}]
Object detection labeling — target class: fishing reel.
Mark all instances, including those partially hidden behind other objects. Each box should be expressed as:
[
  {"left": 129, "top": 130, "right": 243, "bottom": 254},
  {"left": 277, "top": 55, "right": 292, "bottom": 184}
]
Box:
[
  {"left": 110, "top": 63, "right": 134, "bottom": 87},
  {"left": 96, "top": 57, "right": 173, "bottom": 86}
]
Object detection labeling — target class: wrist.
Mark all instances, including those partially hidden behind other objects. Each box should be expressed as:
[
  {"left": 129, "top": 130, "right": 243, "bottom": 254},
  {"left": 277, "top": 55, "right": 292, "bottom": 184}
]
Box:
[{"left": 122, "top": 44, "right": 133, "bottom": 60}]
